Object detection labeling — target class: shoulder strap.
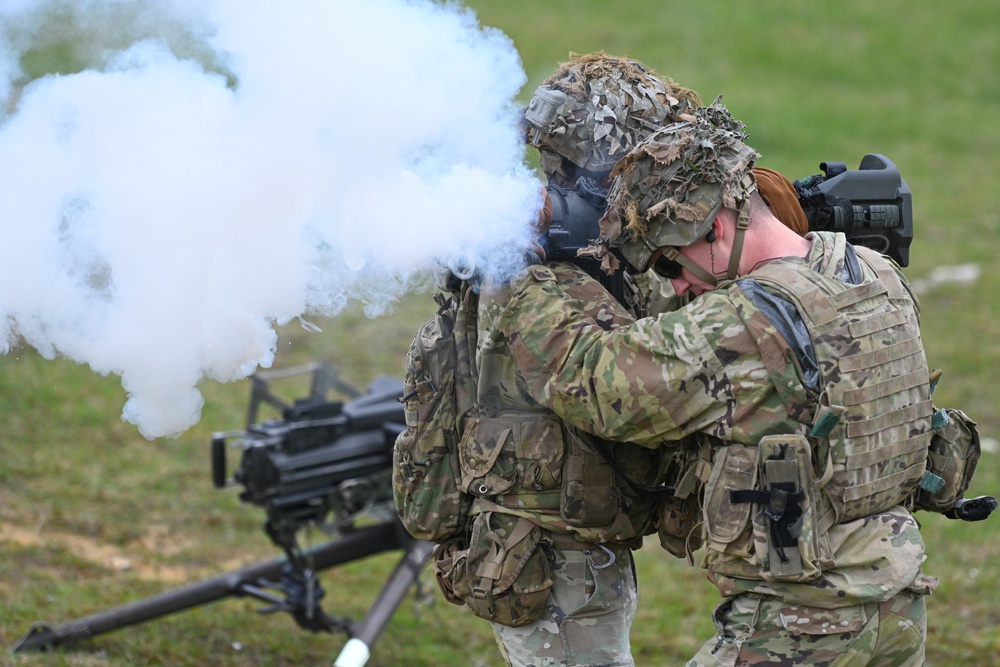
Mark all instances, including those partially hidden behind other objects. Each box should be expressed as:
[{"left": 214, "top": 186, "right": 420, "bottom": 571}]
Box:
[{"left": 453, "top": 283, "right": 480, "bottom": 420}]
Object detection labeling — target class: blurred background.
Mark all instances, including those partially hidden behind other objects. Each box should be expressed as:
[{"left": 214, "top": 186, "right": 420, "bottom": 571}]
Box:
[{"left": 1, "top": 1, "right": 997, "bottom": 665}]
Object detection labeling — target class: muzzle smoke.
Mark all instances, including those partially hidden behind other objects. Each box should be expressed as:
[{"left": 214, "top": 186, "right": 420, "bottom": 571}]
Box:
[{"left": 0, "top": 0, "right": 541, "bottom": 438}]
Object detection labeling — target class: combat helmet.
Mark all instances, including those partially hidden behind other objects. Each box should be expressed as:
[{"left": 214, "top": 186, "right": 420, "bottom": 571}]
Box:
[
  {"left": 522, "top": 52, "right": 700, "bottom": 185},
  {"left": 593, "top": 102, "right": 760, "bottom": 281}
]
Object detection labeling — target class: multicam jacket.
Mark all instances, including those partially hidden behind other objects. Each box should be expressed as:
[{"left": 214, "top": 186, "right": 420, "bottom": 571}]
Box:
[
  {"left": 468, "top": 261, "right": 663, "bottom": 546},
  {"left": 497, "top": 231, "right": 939, "bottom": 607}
]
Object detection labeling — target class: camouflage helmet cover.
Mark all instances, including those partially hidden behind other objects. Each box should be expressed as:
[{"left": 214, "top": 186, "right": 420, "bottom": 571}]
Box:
[
  {"left": 594, "top": 102, "right": 760, "bottom": 273},
  {"left": 523, "top": 52, "right": 701, "bottom": 176}
]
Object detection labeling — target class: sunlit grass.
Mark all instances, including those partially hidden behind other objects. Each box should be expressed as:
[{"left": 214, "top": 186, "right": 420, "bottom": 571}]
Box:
[{"left": 2, "top": 1, "right": 999, "bottom": 665}]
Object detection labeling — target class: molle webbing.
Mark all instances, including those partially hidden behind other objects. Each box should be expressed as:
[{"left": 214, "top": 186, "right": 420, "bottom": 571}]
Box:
[{"left": 750, "top": 248, "right": 933, "bottom": 525}]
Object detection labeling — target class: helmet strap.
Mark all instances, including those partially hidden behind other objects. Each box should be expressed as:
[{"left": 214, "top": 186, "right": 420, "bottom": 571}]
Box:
[
  {"left": 662, "top": 247, "right": 718, "bottom": 287},
  {"left": 726, "top": 186, "right": 755, "bottom": 280}
]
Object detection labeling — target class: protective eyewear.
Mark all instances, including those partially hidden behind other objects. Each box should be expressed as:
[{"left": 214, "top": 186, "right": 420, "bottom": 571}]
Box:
[{"left": 652, "top": 251, "right": 684, "bottom": 280}]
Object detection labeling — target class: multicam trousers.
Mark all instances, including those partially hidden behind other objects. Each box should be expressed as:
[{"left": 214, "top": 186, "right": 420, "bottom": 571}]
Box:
[
  {"left": 687, "top": 590, "right": 927, "bottom": 667},
  {"left": 491, "top": 545, "right": 637, "bottom": 667}
]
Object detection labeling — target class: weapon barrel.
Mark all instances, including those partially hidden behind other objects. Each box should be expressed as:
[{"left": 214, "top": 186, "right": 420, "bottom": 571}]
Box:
[{"left": 13, "top": 522, "right": 403, "bottom": 652}]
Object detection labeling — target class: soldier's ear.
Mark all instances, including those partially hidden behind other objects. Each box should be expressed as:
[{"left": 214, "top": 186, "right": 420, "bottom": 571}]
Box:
[{"left": 709, "top": 214, "right": 727, "bottom": 244}]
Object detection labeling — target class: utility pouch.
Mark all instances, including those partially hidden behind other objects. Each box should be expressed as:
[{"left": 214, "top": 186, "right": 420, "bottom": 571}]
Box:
[
  {"left": 459, "top": 414, "right": 565, "bottom": 500},
  {"left": 657, "top": 446, "right": 708, "bottom": 561},
  {"left": 751, "top": 435, "right": 829, "bottom": 582},
  {"left": 560, "top": 428, "right": 618, "bottom": 527},
  {"left": 432, "top": 536, "right": 468, "bottom": 606},
  {"left": 762, "top": 448, "right": 803, "bottom": 578},
  {"left": 914, "top": 409, "right": 981, "bottom": 513},
  {"left": 703, "top": 445, "right": 757, "bottom": 558},
  {"left": 435, "top": 512, "right": 554, "bottom": 627}
]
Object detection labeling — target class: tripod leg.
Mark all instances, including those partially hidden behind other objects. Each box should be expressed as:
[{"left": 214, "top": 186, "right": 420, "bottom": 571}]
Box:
[{"left": 333, "top": 540, "right": 434, "bottom": 667}]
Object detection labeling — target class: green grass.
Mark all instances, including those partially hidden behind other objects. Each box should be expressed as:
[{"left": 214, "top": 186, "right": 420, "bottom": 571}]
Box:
[{"left": 2, "top": 1, "right": 999, "bottom": 665}]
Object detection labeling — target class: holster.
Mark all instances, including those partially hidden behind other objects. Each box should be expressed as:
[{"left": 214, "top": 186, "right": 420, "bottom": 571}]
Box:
[{"left": 728, "top": 435, "right": 832, "bottom": 582}]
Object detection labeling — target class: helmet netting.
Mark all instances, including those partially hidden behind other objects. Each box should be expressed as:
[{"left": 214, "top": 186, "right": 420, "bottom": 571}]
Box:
[{"left": 530, "top": 52, "right": 701, "bottom": 174}]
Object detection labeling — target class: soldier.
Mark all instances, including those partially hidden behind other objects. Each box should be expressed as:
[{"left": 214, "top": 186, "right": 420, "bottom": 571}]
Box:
[
  {"left": 492, "top": 105, "right": 957, "bottom": 665},
  {"left": 396, "top": 53, "right": 700, "bottom": 667}
]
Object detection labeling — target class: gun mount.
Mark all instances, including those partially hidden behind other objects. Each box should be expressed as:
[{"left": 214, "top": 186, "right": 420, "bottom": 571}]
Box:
[{"left": 14, "top": 362, "right": 433, "bottom": 667}]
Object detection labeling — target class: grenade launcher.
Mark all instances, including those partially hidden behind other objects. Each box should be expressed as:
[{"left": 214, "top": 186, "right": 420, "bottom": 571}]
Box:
[{"left": 14, "top": 362, "right": 431, "bottom": 667}]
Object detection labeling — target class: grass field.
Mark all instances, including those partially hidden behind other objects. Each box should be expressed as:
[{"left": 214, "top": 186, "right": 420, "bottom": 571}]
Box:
[{"left": 2, "top": 1, "right": 998, "bottom": 665}]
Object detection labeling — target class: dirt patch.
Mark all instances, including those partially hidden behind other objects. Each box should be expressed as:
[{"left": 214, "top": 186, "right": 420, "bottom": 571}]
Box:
[{"left": 0, "top": 523, "right": 222, "bottom": 583}]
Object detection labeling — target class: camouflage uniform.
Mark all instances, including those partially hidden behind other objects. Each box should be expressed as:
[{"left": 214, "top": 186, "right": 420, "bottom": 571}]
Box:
[
  {"left": 687, "top": 589, "right": 928, "bottom": 667},
  {"left": 491, "top": 546, "right": 638, "bottom": 667},
  {"left": 494, "top": 108, "right": 942, "bottom": 665},
  {"left": 453, "top": 53, "right": 701, "bottom": 666},
  {"left": 497, "top": 233, "right": 939, "bottom": 666},
  {"left": 475, "top": 262, "right": 661, "bottom": 667}
]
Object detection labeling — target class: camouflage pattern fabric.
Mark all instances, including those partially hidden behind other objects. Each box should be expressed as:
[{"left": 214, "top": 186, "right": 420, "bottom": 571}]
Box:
[
  {"left": 593, "top": 105, "right": 759, "bottom": 274},
  {"left": 527, "top": 52, "right": 700, "bottom": 181},
  {"left": 491, "top": 546, "right": 637, "bottom": 667},
  {"left": 632, "top": 269, "right": 689, "bottom": 318},
  {"left": 687, "top": 589, "right": 926, "bottom": 667},
  {"left": 393, "top": 284, "right": 477, "bottom": 542},
  {"left": 496, "top": 232, "right": 937, "bottom": 612},
  {"left": 473, "top": 260, "right": 662, "bottom": 547}
]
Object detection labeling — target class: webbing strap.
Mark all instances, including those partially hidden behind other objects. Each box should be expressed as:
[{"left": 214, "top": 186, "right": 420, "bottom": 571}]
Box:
[
  {"left": 663, "top": 247, "right": 718, "bottom": 288},
  {"left": 474, "top": 516, "right": 535, "bottom": 583},
  {"left": 844, "top": 433, "right": 930, "bottom": 471},
  {"left": 476, "top": 531, "right": 506, "bottom": 582},
  {"left": 848, "top": 309, "right": 908, "bottom": 337},
  {"left": 545, "top": 531, "right": 602, "bottom": 551},
  {"left": 839, "top": 335, "right": 923, "bottom": 372},
  {"left": 729, "top": 488, "right": 804, "bottom": 513},
  {"left": 726, "top": 195, "right": 753, "bottom": 281},
  {"left": 843, "top": 367, "right": 929, "bottom": 405},
  {"left": 845, "top": 400, "right": 933, "bottom": 438},
  {"left": 830, "top": 278, "right": 888, "bottom": 309},
  {"left": 495, "top": 491, "right": 561, "bottom": 509},
  {"left": 842, "top": 462, "right": 926, "bottom": 502}
]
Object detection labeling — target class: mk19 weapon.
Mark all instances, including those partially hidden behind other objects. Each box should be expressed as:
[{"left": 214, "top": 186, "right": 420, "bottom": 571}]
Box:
[{"left": 14, "top": 362, "right": 432, "bottom": 667}]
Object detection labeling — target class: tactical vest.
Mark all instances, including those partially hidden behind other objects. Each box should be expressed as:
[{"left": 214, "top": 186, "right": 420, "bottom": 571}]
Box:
[
  {"left": 464, "top": 263, "right": 663, "bottom": 546},
  {"left": 703, "top": 246, "right": 933, "bottom": 582}
]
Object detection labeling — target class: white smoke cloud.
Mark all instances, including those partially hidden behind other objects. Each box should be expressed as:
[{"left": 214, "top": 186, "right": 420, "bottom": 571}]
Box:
[{"left": 0, "top": 0, "right": 541, "bottom": 438}]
